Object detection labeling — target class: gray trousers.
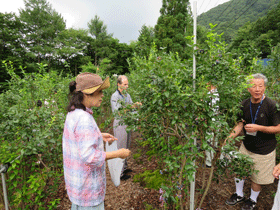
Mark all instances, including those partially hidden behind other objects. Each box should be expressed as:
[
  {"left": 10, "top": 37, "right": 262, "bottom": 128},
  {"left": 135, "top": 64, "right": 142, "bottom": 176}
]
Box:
[
  {"left": 205, "top": 131, "right": 217, "bottom": 167},
  {"left": 113, "top": 119, "right": 131, "bottom": 172}
]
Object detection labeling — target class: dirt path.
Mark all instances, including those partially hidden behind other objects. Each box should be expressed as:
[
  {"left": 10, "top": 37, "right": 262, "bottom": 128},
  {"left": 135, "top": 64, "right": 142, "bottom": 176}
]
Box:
[{"left": 104, "top": 132, "right": 160, "bottom": 210}]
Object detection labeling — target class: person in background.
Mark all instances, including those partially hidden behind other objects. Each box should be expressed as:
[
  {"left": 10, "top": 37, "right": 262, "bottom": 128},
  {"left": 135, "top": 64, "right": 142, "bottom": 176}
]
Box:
[
  {"left": 63, "top": 72, "right": 130, "bottom": 210},
  {"left": 34, "top": 100, "right": 43, "bottom": 165},
  {"left": 110, "top": 75, "right": 141, "bottom": 180},
  {"left": 224, "top": 73, "right": 280, "bottom": 210},
  {"left": 205, "top": 83, "right": 220, "bottom": 168}
]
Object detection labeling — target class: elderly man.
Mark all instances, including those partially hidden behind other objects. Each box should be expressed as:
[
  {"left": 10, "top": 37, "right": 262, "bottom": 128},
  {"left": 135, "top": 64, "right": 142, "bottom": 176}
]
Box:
[
  {"left": 111, "top": 75, "right": 141, "bottom": 180},
  {"left": 225, "top": 73, "right": 280, "bottom": 210}
]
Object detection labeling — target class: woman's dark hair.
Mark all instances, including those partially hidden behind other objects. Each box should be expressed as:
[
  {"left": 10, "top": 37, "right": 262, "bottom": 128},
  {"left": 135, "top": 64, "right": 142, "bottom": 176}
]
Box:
[{"left": 67, "top": 81, "right": 86, "bottom": 112}]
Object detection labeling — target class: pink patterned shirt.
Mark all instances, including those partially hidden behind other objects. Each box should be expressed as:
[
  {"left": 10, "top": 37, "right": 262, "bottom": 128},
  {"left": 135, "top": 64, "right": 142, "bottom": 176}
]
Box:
[{"left": 63, "top": 108, "right": 106, "bottom": 206}]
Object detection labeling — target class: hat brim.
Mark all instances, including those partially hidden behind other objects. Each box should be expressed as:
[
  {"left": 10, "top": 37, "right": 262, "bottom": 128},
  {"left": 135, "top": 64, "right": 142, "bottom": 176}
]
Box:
[{"left": 82, "top": 76, "right": 110, "bottom": 94}]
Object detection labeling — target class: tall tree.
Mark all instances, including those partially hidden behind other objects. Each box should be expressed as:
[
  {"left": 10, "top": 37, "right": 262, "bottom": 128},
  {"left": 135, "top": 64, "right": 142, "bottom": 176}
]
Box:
[
  {"left": 54, "top": 28, "right": 90, "bottom": 75},
  {"left": 19, "top": 0, "right": 66, "bottom": 68},
  {"left": 135, "top": 25, "right": 155, "bottom": 58},
  {"left": 86, "top": 15, "right": 133, "bottom": 75},
  {"left": 108, "top": 41, "right": 132, "bottom": 75},
  {"left": 0, "top": 12, "right": 25, "bottom": 90},
  {"left": 154, "top": 0, "right": 192, "bottom": 60},
  {"left": 87, "top": 15, "right": 113, "bottom": 66}
]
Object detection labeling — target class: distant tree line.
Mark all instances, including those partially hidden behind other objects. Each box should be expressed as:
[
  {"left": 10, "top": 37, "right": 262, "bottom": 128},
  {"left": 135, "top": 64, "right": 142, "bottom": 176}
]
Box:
[
  {"left": 1, "top": 0, "right": 211, "bottom": 92},
  {"left": 7, "top": 0, "right": 277, "bottom": 92}
]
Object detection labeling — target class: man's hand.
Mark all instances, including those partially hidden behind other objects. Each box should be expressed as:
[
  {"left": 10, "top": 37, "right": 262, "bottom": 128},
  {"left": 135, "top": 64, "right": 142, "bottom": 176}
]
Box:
[
  {"left": 101, "top": 133, "right": 117, "bottom": 144},
  {"left": 273, "top": 163, "right": 280, "bottom": 179},
  {"left": 133, "top": 102, "right": 142, "bottom": 108},
  {"left": 244, "top": 124, "right": 260, "bottom": 133}
]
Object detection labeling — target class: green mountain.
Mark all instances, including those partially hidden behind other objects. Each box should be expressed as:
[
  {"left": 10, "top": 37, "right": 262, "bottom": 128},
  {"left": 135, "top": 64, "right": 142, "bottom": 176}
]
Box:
[{"left": 197, "top": 0, "right": 280, "bottom": 43}]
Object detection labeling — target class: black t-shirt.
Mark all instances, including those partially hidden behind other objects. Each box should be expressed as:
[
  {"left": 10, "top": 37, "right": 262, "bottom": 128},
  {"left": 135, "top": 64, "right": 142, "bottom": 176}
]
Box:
[{"left": 237, "top": 97, "right": 280, "bottom": 155}]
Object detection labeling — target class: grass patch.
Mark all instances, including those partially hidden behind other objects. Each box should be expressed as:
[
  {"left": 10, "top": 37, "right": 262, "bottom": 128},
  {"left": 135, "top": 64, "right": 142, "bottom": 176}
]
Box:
[{"left": 133, "top": 169, "right": 165, "bottom": 190}]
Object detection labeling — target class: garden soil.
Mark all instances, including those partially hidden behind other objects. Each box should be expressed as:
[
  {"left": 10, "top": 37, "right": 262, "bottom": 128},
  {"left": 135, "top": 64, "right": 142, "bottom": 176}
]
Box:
[{"left": 55, "top": 132, "right": 278, "bottom": 210}]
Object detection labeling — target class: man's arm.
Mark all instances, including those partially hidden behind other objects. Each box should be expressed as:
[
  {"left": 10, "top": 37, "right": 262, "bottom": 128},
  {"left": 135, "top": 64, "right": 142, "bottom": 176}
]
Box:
[
  {"left": 224, "top": 121, "right": 244, "bottom": 145},
  {"left": 244, "top": 123, "right": 280, "bottom": 134}
]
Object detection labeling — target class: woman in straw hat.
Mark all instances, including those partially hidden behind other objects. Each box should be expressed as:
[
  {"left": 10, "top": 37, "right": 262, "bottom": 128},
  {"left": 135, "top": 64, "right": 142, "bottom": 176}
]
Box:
[{"left": 63, "top": 72, "right": 130, "bottom": 210}]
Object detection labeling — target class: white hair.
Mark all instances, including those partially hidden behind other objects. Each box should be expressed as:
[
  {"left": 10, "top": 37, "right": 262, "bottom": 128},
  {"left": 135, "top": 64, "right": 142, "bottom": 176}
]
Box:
[{"left": 248, "top": 73, "right": 268, "bottom": 86}]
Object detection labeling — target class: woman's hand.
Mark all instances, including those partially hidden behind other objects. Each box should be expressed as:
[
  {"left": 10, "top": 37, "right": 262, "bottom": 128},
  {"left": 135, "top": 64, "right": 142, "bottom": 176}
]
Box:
[
  {"left": 118, "top": 148, "right": 131, "bottom": 159},
  {"left": 102, "top": 133, "right": 117, "bottom": 144}
]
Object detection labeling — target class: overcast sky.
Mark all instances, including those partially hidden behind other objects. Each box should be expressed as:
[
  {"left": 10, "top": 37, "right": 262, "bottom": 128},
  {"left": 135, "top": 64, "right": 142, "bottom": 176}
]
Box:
[{"left": 1, "top": 0, "right": 230, "bottom": 43}]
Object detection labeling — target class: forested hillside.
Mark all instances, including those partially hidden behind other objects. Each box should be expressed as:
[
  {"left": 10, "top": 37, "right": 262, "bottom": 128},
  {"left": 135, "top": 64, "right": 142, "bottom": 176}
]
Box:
[
  {"left": 229, "top": 1, "right": 280, "bottom": 58},
  {"left": 198, "top": 0, "right": 280, "bottom": 43}
]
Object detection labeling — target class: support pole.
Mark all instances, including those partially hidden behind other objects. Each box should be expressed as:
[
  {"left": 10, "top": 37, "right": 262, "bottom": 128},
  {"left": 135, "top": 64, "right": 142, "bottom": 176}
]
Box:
[
  {"left": 0, "top": 155, "right": 21, "bottom": 210},
  {"left": 193, "top": 1, "right": 197, "bottom": 91},
  {"left": 1, "top": 172, "right": 9, "bottom": 210},
  {"left": 190, "top": 2, "right": 197, "bottom": 210}
]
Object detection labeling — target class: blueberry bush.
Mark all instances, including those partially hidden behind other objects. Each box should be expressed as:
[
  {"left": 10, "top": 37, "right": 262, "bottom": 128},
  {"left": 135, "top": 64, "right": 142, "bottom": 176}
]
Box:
[
  {"left": 122, "top": 26, "right": 259, "bottom": 209},
  {"left": 0, "top": 62, "right": 115, "bottom": 209}
]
